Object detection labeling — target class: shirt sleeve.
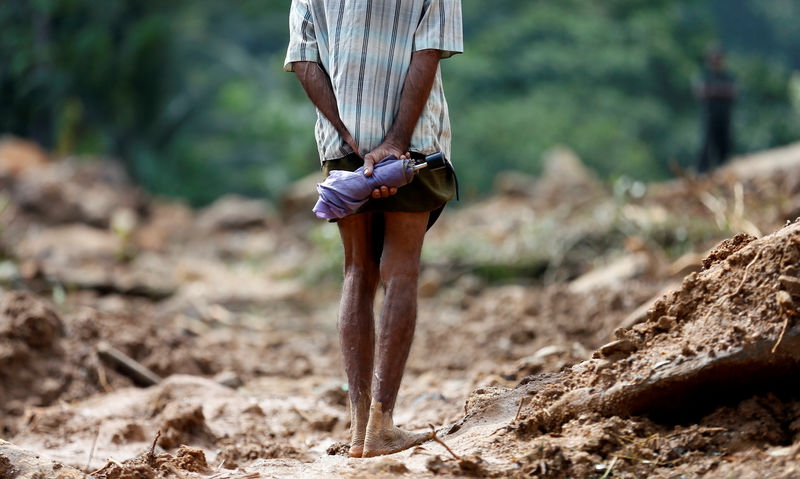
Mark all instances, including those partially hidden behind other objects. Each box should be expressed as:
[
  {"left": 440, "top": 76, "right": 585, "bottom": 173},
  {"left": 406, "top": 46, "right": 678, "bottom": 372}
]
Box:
[
  {"left": 413, "top": 0, "right": 463, "bottom": 59},
  {"left": 284, "top": 0, "right": 319, "bottom": 72}
]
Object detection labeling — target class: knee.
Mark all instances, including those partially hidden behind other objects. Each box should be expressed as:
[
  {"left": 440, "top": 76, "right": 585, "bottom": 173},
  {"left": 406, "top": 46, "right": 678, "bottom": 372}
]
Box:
[
  {"left": 343, "top": 262, "right": 379, "bottom": 291},
  {"left": 379, "top": 258, "right": 420, "bottom": 287}
]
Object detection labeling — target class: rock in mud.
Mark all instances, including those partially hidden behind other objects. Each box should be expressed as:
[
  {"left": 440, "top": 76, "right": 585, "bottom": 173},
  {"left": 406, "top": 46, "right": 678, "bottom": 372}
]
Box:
[
  {"left": 593, "top": 338, "right": 637, "bottom": 361},
  {"left": 779, "top": 274, "right": 800, "bottom": 296}
]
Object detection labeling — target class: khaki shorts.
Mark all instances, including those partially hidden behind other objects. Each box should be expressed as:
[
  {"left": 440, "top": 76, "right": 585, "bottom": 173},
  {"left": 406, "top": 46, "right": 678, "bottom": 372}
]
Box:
[{"left": 321, "top": 151, "right": 457, "bottom": 229}]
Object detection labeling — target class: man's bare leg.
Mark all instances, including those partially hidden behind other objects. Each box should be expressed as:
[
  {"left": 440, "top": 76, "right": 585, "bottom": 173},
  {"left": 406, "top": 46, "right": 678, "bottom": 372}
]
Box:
[
  {"left": 337, "top": 213, "right": 380, "bottom": 457},
  {"left": 363, "top": 211, "right": 430, "bottom": 457}
]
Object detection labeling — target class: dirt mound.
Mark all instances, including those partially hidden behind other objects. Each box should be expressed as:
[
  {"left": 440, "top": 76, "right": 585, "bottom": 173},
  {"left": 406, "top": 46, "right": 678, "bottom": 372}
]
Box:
[
  {"left": 9, "top": 155, "right": 145, "bottom": 228},
  {"left": 428, "top": 220, "right": 800, "bottom": 478},
  {"left": 515, "top": 220, "right": 800, "bottom": 433}
]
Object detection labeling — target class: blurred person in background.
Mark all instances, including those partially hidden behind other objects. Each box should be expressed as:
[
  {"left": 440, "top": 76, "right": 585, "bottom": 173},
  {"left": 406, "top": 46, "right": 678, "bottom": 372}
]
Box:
[
  {"left": 284, "top": 0, "right": 461, "bottom": 458},
  {"left": 694, "top": 49, "right": 738, "bottom": 174}
]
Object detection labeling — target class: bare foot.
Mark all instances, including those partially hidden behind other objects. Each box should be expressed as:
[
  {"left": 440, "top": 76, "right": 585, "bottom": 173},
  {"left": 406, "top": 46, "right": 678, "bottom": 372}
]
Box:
[
  {"left": 362, "top": 401, "right": 430, "bottom": 457},
  {"left": 348, "top": 398, "right": 370, "bottom": 458}
]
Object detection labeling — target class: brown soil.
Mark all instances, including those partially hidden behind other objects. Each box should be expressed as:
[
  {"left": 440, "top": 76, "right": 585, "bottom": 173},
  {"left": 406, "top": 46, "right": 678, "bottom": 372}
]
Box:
[
  {"left": 2, "top": 140, "right": 800, "bottom": 478},
  {"left": 473, "top": 220, "right": 800, "bottom": 478}
]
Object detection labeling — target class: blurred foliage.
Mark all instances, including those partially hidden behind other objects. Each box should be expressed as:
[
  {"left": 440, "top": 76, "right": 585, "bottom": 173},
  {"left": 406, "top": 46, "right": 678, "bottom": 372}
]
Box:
[
  {"left": 1, "top": 0, "right": 799, "bottom": 205},
  {"left": 448, "top": 0, "right": 800, "bottom": 193}
]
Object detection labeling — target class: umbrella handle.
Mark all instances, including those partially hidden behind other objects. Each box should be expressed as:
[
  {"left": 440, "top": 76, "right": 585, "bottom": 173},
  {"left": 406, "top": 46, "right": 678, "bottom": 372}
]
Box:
[{"left": 411, "top": 152, "right": 447, "bottom": 171}]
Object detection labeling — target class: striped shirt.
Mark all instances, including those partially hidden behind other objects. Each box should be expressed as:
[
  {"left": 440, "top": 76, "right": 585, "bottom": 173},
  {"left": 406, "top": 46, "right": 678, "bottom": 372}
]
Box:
[{"left": 284, "top": 0, "right": 463, "bottom": 165}]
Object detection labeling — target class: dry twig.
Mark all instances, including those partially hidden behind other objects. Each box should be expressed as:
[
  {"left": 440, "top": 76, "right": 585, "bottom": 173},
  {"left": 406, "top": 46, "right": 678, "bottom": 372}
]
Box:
[
  {"left": 772, "top": 291, "right": 796, "bottom": 353},
  {"left": 96, "top": 341, "right": 162, "bottom": 386},
  {"left": 600, "top": 456, "right": 618, "bottom": 479},
  {"left": 146, "top": 429, "right": 162, "bottom": 465},
  {"left": 85, "top": 426, "right": 100, "bottom": 472},
  {"left": 428, "top": 424, "right": 461, "bottom": 461},
  {"left": 731, "top": 249, "right": 762, "bottom": 297},
  {"left": 96, "top": 359, "right": 112, "bottom": 393},
  {"left": 514, "top": 395, "right": 527, "bottom": 422},
  {"left": 772, "top": 315, "right": 791, "bottom": 354},
  {"left": 90, "top": 458, "right": 125, "bottom": 475},
  {"left": 700, "top": 248, "right": 764, "bottom": 324}
]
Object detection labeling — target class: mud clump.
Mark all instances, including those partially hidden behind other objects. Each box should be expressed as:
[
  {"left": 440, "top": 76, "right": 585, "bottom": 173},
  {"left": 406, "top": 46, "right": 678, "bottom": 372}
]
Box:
[
  {"left": 700, "top": 233, "right": 757, "bottom": 269},
  {"left": 169, "top": 445, "right": 208, "bottom": 473},
  {"left": 93, "top": 445, "right": 209, "bottom": 479},
  {"left": 0, "top": 291, "right": 64, "bottom": 348},
  {"left": 0, "top": 291, "right": 71, "bottom": 419},
  {"left": 157, "top": 403, "right": 215, "bottom": 449},
  {"left": 0, "top": 454, "right": 13, "bottom": 478},
  {"left": 111, "top": 423, "right": 147, "bottom": 445},
  {"left": 325, "top": 441, "right": 350, "bottom": 456}
]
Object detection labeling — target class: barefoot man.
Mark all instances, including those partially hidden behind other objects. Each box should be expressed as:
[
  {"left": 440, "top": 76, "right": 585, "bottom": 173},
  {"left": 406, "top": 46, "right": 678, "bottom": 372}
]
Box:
[{"left": 285, "top": 0, "right": 462, "bottom": 458}]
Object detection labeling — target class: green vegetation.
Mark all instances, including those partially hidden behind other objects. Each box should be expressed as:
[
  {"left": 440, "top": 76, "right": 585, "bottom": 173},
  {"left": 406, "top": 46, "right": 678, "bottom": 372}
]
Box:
[{"left": 1, "top": 1, "right": 799, "bottom": 205}]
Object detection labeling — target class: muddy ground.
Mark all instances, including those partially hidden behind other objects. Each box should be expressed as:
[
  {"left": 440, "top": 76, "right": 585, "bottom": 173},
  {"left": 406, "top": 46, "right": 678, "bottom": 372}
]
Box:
[{"left": 2, "top": 138, "right": 800, "bottom": 478}]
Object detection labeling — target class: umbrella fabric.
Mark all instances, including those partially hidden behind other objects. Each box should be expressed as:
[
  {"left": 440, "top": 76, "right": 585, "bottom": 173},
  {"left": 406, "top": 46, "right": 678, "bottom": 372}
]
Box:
[{"left": 313, "top": 158, "right": 416, "bottom": 219}]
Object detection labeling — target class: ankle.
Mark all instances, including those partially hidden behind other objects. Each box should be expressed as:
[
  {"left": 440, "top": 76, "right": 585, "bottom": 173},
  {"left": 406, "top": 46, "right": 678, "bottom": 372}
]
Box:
[{"left": 366, "top": 401, "right": 395, "bottom": 433}]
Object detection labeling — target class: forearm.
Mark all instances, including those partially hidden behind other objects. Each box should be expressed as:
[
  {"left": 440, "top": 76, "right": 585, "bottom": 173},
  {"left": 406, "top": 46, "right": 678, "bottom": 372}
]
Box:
[
  {"left": 383, "top": 49, "right": 441, "bottom": 151},
  {"left": 293, "top": 61, "right": 355, "bottom": 148}
]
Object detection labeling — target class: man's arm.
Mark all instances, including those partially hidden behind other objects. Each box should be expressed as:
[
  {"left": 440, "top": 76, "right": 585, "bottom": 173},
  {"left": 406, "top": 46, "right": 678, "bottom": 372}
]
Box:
[
  {"left": 292, "top": 61, "right": 360, "bottom": 156},
  {"left": 363, "top": 49, "right": 441, "bottom": 177},
  {"left": 293, "top": 61, "right": 394, "bottom": 198}
]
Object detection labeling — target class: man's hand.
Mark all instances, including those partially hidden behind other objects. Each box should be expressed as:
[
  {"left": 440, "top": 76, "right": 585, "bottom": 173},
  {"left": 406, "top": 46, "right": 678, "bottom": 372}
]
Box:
[
  {"left": 341, "top": 131, "right": 362, "bottom": 161},
  {"left": 363, "top": 49, "right": 440, "bottom": 199},
  {"left": 364, "top": 142, "right": 407, "bottom": 199}
]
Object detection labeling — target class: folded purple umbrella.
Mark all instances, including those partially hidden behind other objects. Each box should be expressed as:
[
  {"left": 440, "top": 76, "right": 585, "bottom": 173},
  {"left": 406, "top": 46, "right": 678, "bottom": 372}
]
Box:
[{"left": 313, "top": 153, "right": 445, "bottom": 219}]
